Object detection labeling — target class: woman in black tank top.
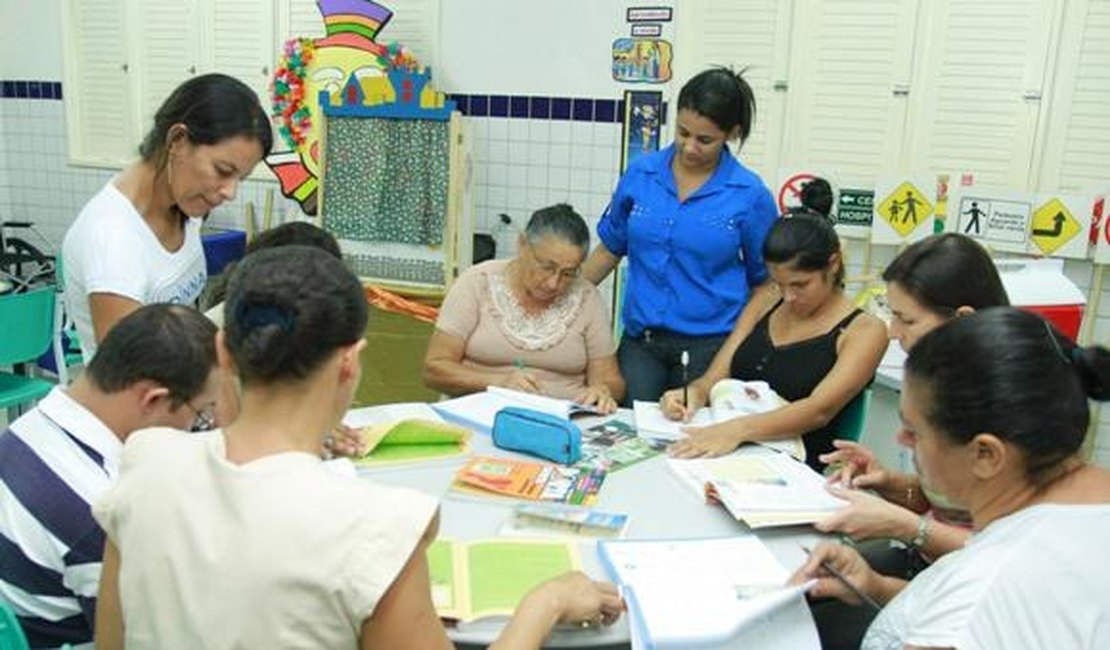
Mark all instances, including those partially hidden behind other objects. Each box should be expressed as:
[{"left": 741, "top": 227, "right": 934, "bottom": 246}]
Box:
[{"left": 662, "top": 212, "right": 888, "bottom": 470}]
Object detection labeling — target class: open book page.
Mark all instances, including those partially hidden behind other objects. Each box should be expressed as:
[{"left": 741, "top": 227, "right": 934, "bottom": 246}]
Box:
[
  {"left": 429, "top": 538, "right": 579, "bottom": 622},
  {"left": 343, "top": 402, "right": 445, "bottom": 428},
  {"left": 600, "top": 536, "right": 812, "bottom": 647},
  {"left": 433, "top": 387, "right": 599, "bottom": 432},
  {"left": 667, "top": 448, "right": 845, "bottom": 525}
]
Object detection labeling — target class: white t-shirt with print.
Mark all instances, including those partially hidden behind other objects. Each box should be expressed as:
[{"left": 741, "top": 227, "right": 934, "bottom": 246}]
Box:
[
  {"left": 863, "top": 502, "right": 1110, "bottom": 650},
  {"left": 62, "top": 181, "right": 207, "bottom": 362}
]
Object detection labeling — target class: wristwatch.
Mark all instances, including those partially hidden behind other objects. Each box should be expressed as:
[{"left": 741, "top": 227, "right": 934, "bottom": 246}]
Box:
[{"left": 908, "top": 514, "right": 930, "bottom": 550}]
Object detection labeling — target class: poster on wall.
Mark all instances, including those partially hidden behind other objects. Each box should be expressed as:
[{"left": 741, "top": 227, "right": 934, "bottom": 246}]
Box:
[
  {"left": 1027, "top": 194, "right": 1092, "bottom": 260},
  {"left": 835, "top": 185, "right": 875, "bottom": 240},
  {"left": 612, "top": 38, "right": 673, "bottom": 83},
  {"left": 871, "top": 175, "right": 936, "bottom": 245},
  {"left": 945, "top": 188, "right": 1032, "bottom": 254},
  {"left": 620, "top": 90, "right": 663, "bottom": 173}
]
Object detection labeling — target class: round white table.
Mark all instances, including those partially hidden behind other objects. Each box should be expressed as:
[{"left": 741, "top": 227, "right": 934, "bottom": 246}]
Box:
[{"left": 356, "top": 410, "right": 823, "bottom": 649}]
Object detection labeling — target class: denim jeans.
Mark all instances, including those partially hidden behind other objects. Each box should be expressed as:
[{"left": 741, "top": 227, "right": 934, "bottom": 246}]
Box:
[{"left": 616, "top": 330, "right": 729, "bottom": 407}]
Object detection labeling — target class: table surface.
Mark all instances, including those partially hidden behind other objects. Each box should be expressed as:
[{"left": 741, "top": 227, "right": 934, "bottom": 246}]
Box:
[{"left": 355, "top": 409, "right": 825, "bottom": 648}]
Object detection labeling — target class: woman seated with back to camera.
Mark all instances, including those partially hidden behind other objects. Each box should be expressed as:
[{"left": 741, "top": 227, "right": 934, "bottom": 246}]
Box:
[
  {"left": 423, "top": 204, "right": 624, "bottom": 413},
  {"left": 94, "top": 246, "right": 624, "bottom": 649},
  {"left": 661, "top": 204, "right": 888, "bottom": 470},
  {"left": 791, "top": 308, "right": 1109, "bottom": 650}
]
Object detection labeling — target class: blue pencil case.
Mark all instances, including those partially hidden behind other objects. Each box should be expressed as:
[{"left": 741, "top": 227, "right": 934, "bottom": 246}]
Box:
[{"left": 491, "top": 407, "right": 581, "bottom": 465}]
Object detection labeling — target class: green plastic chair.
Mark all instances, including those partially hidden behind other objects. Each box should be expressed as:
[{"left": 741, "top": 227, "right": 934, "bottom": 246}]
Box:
[
  {"left": 0, "top": 285, "right": 58, "bottom": 418},
  {"left": 836, "top": 387, "right": 872, "bottom": 443},
  {"left": 0, "top": 602, "right": 29, "bottom": 650}
]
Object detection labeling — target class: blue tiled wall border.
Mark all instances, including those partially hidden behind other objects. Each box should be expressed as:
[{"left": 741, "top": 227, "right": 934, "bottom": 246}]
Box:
[
  {"left": 1, "top": 80, "right": 63, "bottom": 100},
  {"left": 448, "top": 93, "right": 667, "bottom": 124},
  {"left": 0, "top": 81, "right": 667, "bottom": 126}
]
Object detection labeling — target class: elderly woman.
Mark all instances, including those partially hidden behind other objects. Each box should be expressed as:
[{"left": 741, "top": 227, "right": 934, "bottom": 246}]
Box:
[
  {"left": 423, "top": 204, "right": 624, "bottom": 413},
  {"left": 791, "top": 308, "right": 1109, "bottom": 650}
]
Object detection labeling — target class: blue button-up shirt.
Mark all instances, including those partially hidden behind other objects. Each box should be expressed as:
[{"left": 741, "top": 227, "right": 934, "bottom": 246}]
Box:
[{"left": 598, "top": 144, "right": 777, "bottom": 337}]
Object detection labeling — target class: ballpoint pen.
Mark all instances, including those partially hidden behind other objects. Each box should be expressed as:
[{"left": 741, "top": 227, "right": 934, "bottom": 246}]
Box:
[
  {"left": 799, "top": 545, "right": 882, "bottom": 612},
  {"left": 681, "top": 350, "right": 690, "bottom": 408}
]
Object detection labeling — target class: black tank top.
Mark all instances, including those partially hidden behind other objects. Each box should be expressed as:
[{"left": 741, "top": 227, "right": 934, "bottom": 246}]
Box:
[{"left": 730, "top": 300, "right": 865, "bottom": 471}]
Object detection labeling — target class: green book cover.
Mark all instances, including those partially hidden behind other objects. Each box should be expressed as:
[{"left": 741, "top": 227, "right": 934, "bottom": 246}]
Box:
[
  {"left": 427, "top": 538, "right": 579, "bottom": 621},
  {"left": 355, "top": 419, "right": 470, "bottom": 467}
]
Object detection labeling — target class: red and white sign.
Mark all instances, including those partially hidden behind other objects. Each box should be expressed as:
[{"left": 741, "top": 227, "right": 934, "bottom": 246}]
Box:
[
  {"left": 1094, "top": 194, "right": 1110, "bottom": 265},
  {"left": 775, "top": 171, "right": 818, "bottom": 214}
]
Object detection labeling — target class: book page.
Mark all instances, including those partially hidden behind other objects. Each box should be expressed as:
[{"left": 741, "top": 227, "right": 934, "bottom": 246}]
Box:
[
  {"left": 632, "top": 400, "right": 714, "bottom": 439},
  {"left": 465, "top": 540, "right": 578, "bottom": 620},
  {"left": 601, "top": 536, "right": 807, "bottom": 646},
  {"left": 344, "top": 402, "right": 445, "bottom": 428}
]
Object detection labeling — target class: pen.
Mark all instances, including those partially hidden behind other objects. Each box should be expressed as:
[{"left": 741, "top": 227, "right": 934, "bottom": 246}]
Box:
[
  {"left": 681, "top": 350, "right": 690, "bottom": 408},
  {"left": 799, "top": 545, "right": 882, "bottom": 612}
]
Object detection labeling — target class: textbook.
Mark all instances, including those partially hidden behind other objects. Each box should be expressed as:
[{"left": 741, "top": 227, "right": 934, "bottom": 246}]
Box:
[
  {"left": 433, "top": 386, "right": 602, "bottom": 432},
  {"left": 345, "top": 403, "right": 471, "bottom": 467},
  {"left": 599, "top": 536, "right": 812, "bottom": 648},
  {"left": 452, "top": 455, "right": 607, "bottom": 505},
  {"left": 633, "top": 379, "right": 805, "bottom": 460},
  {"left": 668, "top": 447, "right": 846, "bottom": 528},
  {"left": 428, "top": 538, "right": 579, "bottom": 622},
  {"left": 577, "top": 418, "right": 668, "bottom": 472},
  {"left": 500, "top": 503, "right": 630, "bottom": 539}
]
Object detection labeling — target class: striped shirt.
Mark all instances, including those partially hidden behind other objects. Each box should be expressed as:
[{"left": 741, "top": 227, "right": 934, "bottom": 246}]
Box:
[{"left": 0, "top": 387, "right": 121, "bottom": 649}]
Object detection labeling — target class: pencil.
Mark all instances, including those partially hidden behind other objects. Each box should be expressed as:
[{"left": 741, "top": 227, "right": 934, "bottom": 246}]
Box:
[{"left": 800, "top": 545, "right": 882, "bottom": 612}]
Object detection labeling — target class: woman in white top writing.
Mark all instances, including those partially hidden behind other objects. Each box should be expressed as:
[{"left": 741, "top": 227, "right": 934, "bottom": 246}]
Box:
[{"left": 791, "top": 308, "right": 1109, "bottom": 650}]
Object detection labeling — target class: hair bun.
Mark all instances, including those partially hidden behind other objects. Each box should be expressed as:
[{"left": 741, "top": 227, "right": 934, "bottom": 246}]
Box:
[{"left": 1073, "top": 345, "right": 1110, "bottom": 401}]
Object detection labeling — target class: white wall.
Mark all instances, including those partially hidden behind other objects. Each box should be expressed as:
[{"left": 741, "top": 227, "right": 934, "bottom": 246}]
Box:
[{"left": 0, "top": 0, "right": 63, "bottom": 78}]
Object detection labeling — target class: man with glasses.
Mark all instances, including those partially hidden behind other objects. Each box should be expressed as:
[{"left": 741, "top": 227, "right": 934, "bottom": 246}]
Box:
[{"left": 0, "top": 304, "right": 219, "bottom": 648}]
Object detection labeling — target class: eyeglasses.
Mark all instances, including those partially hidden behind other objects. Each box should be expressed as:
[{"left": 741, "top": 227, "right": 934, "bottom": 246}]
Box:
[
  {"left": 184, "top": 400, "right": 217, "bottom": 433},
  {"left": 530, "top": 250, "right": 582, "bottom": 282}
]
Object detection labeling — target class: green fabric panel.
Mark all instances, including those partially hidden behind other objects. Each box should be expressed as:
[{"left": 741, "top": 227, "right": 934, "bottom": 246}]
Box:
[
  {"left": 353, "top": 305, "right": 441, "bottom": 407},
  {"left": 324, "top": 117, "right": 449, "bottom": 246}
]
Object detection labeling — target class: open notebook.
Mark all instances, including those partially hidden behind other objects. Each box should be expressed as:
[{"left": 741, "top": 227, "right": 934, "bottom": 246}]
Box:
[
  {"left": 633, "top": 379, "right": 805, "bottom": 460},
  {"left": 668, "top": 446, "right": 846, "bottom": 528},
  {"left": 600, "top": 536, "right": 813, "bottom": 648},
  {"left": 433, "top": 386, "right": 602, "bottom": 432},
  {"left": 343, "top": 403, "right": 470, "bottom": 467}
]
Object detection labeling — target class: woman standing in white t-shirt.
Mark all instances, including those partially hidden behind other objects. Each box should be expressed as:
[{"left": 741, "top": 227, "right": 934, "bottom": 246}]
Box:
[
  {"left": 62, "top": 73, "right": 272, "bottom": 362},
  {"left": 791, "top": 308, "right": 1109, "bottom": 650},
  {"left": 93, "top": 246, "right": 624, "bottom": 649}
]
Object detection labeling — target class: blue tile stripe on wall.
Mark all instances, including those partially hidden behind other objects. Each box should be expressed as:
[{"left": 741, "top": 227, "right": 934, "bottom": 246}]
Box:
[
  {"left": 0, "top": 82, "right": 665, "bottom": 126},
  {"left": 0, "top": 81, "right": 63, "bottom": 100},
  {"left": 447, "top": 93, "right": 667, "bottom": 124}
]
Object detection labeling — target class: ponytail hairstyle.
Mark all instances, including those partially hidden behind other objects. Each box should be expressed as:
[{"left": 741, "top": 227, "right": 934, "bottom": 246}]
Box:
[
  {"left": 763, "top": 212, "right": 844, "bottom": 286},
  {"left": 906, "top": 308, "right": 1109, "bottom": 487},
  {"left": 139, "top": 73, "right": 273, "bottom": 171},
  {"left": 677, "top": 67, "right": 756, "bottom": 148},
  {"left": 224, "top": 246, "right": 367, "bottom": 386}
]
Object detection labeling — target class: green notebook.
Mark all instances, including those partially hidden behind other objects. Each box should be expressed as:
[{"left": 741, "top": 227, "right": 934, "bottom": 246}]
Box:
[
  {"left": 354, "top": 419, "right": 470, "bottom": 467},
  {"left": 427, "top": 538, "right": 579, "bottom": 621}
]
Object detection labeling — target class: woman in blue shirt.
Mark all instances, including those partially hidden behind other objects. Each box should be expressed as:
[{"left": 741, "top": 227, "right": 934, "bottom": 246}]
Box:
[{"left": 582, "top": 67, "right": 778, "bottom": 405}]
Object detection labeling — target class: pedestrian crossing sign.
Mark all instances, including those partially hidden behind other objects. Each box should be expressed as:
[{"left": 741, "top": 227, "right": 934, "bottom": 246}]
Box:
[
  {"left": 1030, "top": 198, "right": 1081, "bottom": 255},
  {"left": 876, "top": 182, "right": 933, "bottom": 238}
]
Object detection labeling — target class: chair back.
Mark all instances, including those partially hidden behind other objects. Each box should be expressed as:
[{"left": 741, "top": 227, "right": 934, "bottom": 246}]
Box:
[
  {"left": 0, "top": 286, "right": 56, "bottom": 367},
  {"left": 0, "top": 602, "right": 29, "bottom": 650},
  {"left": 836, "top": 387, "right": 872, "bottom": 443}
]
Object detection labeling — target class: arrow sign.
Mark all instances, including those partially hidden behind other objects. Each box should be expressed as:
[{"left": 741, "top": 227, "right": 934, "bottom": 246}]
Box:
[{"left": 1031, "top": 211, "right": 1066, "bottom": 238}]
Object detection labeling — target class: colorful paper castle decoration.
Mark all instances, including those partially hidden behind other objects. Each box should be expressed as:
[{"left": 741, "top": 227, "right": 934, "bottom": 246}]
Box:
[{"left": 321, "top": 66, "right": 456, "bottom": 120}]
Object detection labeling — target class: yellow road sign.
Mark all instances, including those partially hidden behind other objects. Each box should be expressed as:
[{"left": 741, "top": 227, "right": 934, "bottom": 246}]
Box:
[
  {"left": 1030, "top": 198, "right": 1080, "bottom": 255},
  {"left": 876, "top": 182, "right": 933, "bottom": 238}
]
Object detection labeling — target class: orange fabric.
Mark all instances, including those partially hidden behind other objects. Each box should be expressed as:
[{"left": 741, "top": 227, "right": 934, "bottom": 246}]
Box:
[{"left": 364, "top": 285, "right": 439, "bottom": 323}]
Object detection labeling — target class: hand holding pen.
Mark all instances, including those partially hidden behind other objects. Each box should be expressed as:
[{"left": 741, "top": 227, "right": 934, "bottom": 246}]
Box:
[
  {"left": 681, "top": 350, "right": 690, "bottom": 408},
  {"left": 504, "top": 358, "right": 541, "bottom": 393},
  {"left": 789, "top": 544, "right": 886, "bottom": 611}
]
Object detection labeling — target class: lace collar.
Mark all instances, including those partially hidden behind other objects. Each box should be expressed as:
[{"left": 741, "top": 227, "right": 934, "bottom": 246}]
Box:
[{"left": 487, "top": 266, "right": 587, "bottom": 351}]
